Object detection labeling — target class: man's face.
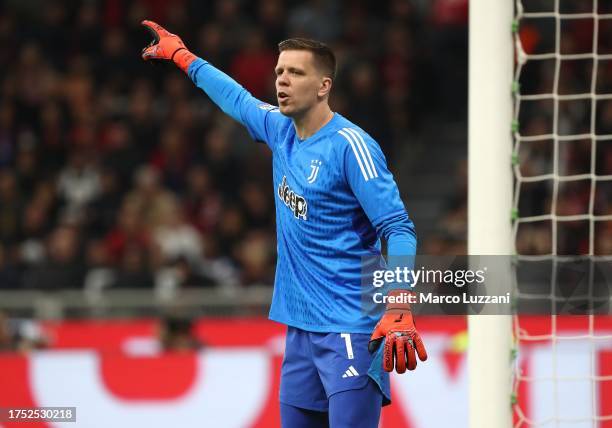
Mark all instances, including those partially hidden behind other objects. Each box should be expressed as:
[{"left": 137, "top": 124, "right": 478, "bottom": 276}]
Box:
[{"left": 275, "top": 50, "right": 327, "bottom": 117}]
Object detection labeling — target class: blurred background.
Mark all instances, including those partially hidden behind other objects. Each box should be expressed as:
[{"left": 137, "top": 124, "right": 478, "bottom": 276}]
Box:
[
  {"left": 2, "top": 1, "right": 612, "bottom": 427},
  {"left": 0, "top": 0, "right": 470, "bottom": 320},
  {"left": 0, "top": 3, "right": 472, "bottom": 425},
  {"left": 515, "top": 0, "right": 612, "bottom": 258}
]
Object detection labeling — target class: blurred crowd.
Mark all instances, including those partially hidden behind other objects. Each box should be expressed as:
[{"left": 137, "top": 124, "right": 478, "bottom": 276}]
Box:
[
  {"left": 515, "top": 3, "right": 612, "bottom": 256},
  {"left": 422, "top": 2, "right": 612, "bottom": 258},
  {"left": 0, "top": 0, "right": 470, "bottom": 292},
  {"left": 0, "top": 310, "right": 48, "bottom": 352},
  {"left": 0, "top": 309, "right": 201, "bottom": 352},
  {"left": 1, "top": 0, "right": 608, "bottom": 299}
]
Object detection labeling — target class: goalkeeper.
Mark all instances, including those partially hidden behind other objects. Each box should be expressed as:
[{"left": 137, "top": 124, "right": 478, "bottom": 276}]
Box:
[{"left": 141, "top": 20, "right": 427, "bottom": 428}]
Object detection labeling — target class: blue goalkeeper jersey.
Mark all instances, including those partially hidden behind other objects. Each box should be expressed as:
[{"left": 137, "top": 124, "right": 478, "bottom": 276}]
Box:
[{"left": 188, "top": 59, "right": 416, "bottom": 333}]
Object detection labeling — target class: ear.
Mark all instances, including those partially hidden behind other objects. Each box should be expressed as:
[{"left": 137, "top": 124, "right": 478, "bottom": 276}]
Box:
[{"left": 318, "top": 77, "right": 333, "bottom": 98}]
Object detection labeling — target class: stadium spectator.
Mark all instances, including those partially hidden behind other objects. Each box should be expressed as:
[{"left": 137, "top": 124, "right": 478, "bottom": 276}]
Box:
[
  {"left": 0, "top": 311, "right": 11, "bottom": 351},
  {"left": 83, "top": 239, "right": 116, "bottom": 294},
  {"left": 104, "top": 199, "right": 150, "bottom": 263},
  {"left": 152, "top": 198, "right": 203, "bottom": 266},
  {"left": 112, "top": 245, "right": 154, "bottom": 289},
  {"left": 18, "top": 199, "right": 51, "bottom": 267},
  {"left": 56, "top": 149, "right": 102, "bottom": 221},
  {"left": 183, "top": 165, "right": 222, "bottom": 235},
  {"left": 230, "top": 28, "right": 276, "bottom": 99},
  {"left": 0, "top": 244, "right": 20, "bottom": 289},
  {"left": 23, "top": 225, "right": 84, "bottom": 289},
  {"left": 0, "top": 0, "right": 606, "bottom": 295},
  {"left": 0, "top": 312, "right": 49, "bottom": 352},
  {"left": 158, "top": 315, "right": 202, "bottom": 352},
  {"left": 0, "top": 170, "right": 21, "bottom": 245},
  {"left": 123, "top": 165, "right": 176, "bottom": 230}
]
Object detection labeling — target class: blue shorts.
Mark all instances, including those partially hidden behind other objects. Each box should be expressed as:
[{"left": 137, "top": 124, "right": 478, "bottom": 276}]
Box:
[{"left": 279, "top": 326, "right": 391, "bottom": 412}]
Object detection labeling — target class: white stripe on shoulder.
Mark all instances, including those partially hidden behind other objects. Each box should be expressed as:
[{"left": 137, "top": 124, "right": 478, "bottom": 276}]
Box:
[
  {"left": 345, "top": 128, "right": 378, "bottom": 178},
  {"left": 338, "top": 129, "right": 369, "bottom": 181},
  {"left": 342, "top": 128, "right": 374, "bottom": 179}
]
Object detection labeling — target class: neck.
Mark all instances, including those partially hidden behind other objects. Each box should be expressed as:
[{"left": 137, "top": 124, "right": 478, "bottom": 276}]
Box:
[{"left": 292, "top": 103, "right": 334, "bottom": 140}]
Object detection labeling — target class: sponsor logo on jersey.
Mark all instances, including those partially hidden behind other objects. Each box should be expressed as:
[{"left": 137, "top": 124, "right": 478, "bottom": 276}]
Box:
[
  {"left": 277, "top": 176, "right": 307, "bottom": 220},
  {"left": 307, "top": 160, "right": 322, "bottom": 184}
]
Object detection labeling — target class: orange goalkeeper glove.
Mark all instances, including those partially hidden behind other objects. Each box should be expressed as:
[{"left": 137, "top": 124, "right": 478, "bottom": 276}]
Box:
[
  {"left": 141, "top": 20, "right": 197, "bottom": 73},
  {"left": 368, "top": 289, "right": 427, "bottom": 373}
]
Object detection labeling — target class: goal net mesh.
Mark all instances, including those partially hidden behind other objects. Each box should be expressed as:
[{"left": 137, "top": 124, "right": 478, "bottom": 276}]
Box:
[{"left": 512, "top": 0, "right": 612, "bottom": 426}]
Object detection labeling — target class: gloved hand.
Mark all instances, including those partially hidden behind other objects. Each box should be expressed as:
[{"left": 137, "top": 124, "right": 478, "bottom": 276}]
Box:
[
  {"left": 369, "top": 289, "right": 427, "bottom": 373},
  {"left": 141, "top": 20, "right": 197, "bottom": 73}
]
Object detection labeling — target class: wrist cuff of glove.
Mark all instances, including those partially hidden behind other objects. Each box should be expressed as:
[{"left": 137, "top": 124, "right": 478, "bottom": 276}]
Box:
[
  {"left": 172, "top": 48, "right": 197, "bottom": 73},
  {"left": 385, "top": 289, "right": 415, "bottom": 312}
]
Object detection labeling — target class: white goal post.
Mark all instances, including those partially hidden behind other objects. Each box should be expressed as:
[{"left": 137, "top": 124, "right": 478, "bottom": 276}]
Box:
[{"left": 468, "top": 1, "right": 514, "bottom": 427}]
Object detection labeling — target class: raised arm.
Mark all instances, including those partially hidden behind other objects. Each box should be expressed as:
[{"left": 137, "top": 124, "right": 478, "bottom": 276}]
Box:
[{"left": 141, "top": 20, "right": 286, "bottom": 148}]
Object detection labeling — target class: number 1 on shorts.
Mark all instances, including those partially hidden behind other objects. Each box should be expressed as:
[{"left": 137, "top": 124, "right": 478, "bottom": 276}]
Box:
[{"left": 340, "top": 333, "right": 354, "bottom": 359}]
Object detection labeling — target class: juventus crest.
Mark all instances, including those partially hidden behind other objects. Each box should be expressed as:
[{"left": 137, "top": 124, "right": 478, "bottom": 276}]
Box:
[{"left": 307, "top": 160, "right": 322, "bottom": 184}]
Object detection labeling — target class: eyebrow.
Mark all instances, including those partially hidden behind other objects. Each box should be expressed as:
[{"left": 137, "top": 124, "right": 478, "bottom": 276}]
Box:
[{"left": 275, "top": 66, "right": 306, "bottom": 74}]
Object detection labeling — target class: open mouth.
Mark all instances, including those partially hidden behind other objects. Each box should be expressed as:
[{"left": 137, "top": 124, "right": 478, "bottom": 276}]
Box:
[{"left": 277, "top": 92, "right": 289, "bottom": 102}]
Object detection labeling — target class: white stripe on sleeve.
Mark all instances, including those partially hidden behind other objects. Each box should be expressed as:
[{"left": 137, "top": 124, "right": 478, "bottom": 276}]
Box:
[
  {"left": 346, "top": 128, "right": 378, "bottom": 178},
  {"left": 343, "top": 128, "right": 374, "bottom": 179},
  {"left": 338, "top": 129, "right": 369, "bottom": 181}
]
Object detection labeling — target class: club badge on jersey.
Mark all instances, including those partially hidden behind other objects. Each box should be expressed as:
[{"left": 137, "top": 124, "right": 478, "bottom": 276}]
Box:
[{"left": 307, "top": 160, "right": 322, "bottom": 184}]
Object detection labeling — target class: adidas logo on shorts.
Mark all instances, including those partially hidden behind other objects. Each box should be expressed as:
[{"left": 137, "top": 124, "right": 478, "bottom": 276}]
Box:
[{"left": 342, "top": 366, "right": 359, "bottom": 378}]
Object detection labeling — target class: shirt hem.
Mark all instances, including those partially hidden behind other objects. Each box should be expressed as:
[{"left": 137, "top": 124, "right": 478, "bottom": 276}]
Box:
[{"left": 268, "top": 314, "right": 375, "bottom": 335}]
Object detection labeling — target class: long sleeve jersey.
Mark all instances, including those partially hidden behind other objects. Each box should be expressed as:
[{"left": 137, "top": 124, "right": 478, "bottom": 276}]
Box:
[{"left": 188, "top": 58, "right": 417, "bottom": 333}]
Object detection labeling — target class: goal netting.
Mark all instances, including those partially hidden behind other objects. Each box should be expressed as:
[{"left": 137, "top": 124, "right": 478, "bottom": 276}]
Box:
[{"left": 512, "top": 0, "right": 612, "bottom": 426}]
